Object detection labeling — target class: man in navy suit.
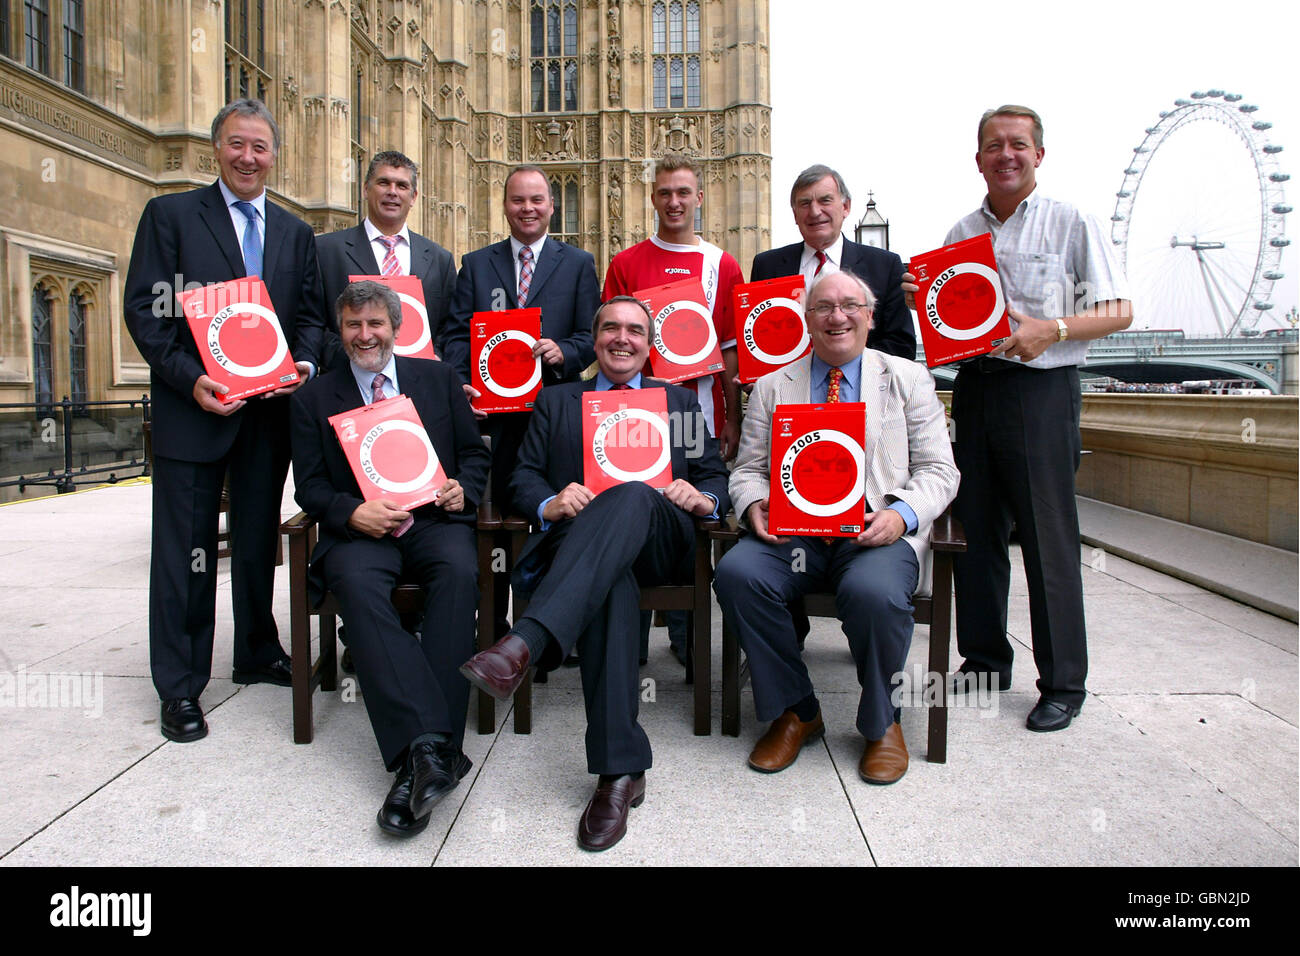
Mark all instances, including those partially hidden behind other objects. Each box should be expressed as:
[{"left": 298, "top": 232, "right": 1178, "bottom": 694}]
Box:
[
  {"left": 316, "top": 151, "right": 457, "bottom": 370},
  {"left": 290, "top": 280, "right": 489, "bottom": 835},
  {"left": 460, "top": 296, "right": 728, "bottom": 852},
  {"left": 441, "top": 164, "right": 599, "bottom": 636},
  {"left": 123, "top": 99, "right": 326, "bottom": 743},
  {"left": 751, "top": 165, "right": 915, "bottom": 360}
]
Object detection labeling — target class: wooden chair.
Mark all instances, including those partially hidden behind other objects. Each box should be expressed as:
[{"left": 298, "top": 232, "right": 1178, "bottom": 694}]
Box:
[
  {"left": 711, "top": 509, "right": 966, "bottom": 763},
  {"left": 280, "top": 485, "right": 522, "bottom": 744},
  {"left": 507, "top": 517, "right": 720, "bottom": 737}
]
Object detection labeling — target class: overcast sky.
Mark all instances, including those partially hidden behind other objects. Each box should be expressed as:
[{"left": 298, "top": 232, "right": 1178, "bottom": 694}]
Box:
[{"left": 766, "top": 0, "right": 1298, "bottom": 334}]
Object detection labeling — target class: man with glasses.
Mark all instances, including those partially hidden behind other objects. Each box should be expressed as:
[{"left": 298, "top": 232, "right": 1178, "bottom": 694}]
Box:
[{"left": 713, "top": 271, "right": 957, "bottom": 784}]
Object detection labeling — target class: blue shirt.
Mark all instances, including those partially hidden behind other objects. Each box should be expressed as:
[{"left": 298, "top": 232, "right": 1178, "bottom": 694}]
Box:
[
  {"left": 808, "top": 353, "right": 916, "bottom": 534},
  {"left": 350, "top": 356, "right": 399, "bottom": 406}
]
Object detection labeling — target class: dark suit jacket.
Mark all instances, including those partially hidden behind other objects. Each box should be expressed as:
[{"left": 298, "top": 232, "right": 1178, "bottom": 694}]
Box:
[
  {"left": 510, "top": 378, "right": 730, "bottom": 578},
  {"left": 316, "top": 223, "right": 457, "bottom": 369},
  {"left": 441, "top": 236, "right": 599, "bottom": 385},
  {"left": 289, "top": 355, "right": 491, "bottom": 574},
  {"left": 751, "top": 236, "right": 915, "bottom": 360},
  {"left": 122, "top": 181, "right": 327, "bottom": 462}
]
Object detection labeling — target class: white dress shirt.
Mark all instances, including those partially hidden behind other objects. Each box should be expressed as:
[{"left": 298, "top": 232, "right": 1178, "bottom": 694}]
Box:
[
  {"left": 364, "top": 218, "right": 412, "bottom": 275},
  {"left": 945, "top": 189, "right": 1130, "bottom": 370}
]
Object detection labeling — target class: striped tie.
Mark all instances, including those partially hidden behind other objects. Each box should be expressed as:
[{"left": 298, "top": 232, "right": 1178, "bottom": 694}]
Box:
[
  {"left": 827, "top": 367, "right": 842, "bottom": 403},
  {"left": 378, "top": 235, "right": 401, "bottom": 276},
  {"left": 371, "top": 373, "right": 388, "bottom": 404},
  {"left": 518, "top": 245, "right": 534, "bottom": 306}
]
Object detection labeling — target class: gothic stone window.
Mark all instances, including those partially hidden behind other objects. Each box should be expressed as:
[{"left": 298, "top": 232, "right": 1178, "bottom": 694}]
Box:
[
  {"left": 225, "top": 0, "right": 269, "bottom": 105},
  {"left": 32, "top": 282, "right": 53, "bottom": 413},
  {"left": 530, "top": 0, "right": 578, "bottom": 113},
  {"left": 548, "top": 175, "right": 579, "bottom": 244},
  {"left": 652, "top": 1, "right": 700, "bottom": 109},
  {"left": 68, "top": 287, "right": 87, "bottom": 410}
]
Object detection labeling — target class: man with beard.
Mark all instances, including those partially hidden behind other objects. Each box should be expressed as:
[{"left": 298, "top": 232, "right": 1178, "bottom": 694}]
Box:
[{"left": 290, "top": 280, "right": 489, "bottom": 835}]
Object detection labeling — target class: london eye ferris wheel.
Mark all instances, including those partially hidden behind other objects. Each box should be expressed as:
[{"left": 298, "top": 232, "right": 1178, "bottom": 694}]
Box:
[{"left": 1111, "top": 89, "right": 1291, "bottom": 337}]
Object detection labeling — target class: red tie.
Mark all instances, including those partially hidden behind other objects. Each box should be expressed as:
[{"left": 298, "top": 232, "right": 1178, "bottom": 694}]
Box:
[
  {"left": 612, "top": 383, "right": 632, "bottom": 390},
  {"left": 518, "top": 245, "right": 534, "bottom": 306},
  {"left": 370, "top": 373, "right": 389, "bottom": 404},
  {"left": 826, "top": 367, "right": 842, "bottom": 403},
  {"left": 814, "top": 250, "right": 828, "bottom": 277},
  {"left": 378, "top": 236, "right": 401, "bottom": 276}
]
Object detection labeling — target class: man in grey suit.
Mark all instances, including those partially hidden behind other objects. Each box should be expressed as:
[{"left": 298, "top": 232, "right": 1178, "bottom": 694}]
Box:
[
  {"left": 316, "top": 151, "right": 456, "bottom": 370},
  {"left": 751, "top": 165, "right": 915, "bottom": 360},
  {"left": 713, "top": 271, "right": 958, "bottom": 784}
]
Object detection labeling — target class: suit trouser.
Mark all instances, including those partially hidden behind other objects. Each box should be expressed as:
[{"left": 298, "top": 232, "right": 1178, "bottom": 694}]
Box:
[
  {"left": 520, "top": 482, "right": 695, "bottom": 775},
  {"left": 149, "top": 400, "right": 290, "bottom": 700},
  {"left": 320, "top": 519, "right": 477, "bottom": 771},
  {"left": 713, "top": 535, "right": 919, "bottom": 741},
  {"left": 485, "top": 412, "right": 531, "bottom": 638},
  {"left": 951, "top": 362, "right": 1087, "bottom": 707}
]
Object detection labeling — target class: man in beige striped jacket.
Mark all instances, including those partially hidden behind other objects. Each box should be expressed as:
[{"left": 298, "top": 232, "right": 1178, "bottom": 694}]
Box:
[{"left": 713, "top": 271, "right": 959, "bottom": 785}]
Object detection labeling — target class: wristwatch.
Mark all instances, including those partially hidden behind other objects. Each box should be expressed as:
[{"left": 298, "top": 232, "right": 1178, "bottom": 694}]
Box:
[{"left": 1055, "top": 318, "right": 1069, "bottom": 341}]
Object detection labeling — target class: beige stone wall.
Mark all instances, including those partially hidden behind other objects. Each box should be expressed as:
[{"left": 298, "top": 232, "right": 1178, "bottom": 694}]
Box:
[
  {"left": 1075, "top": 394, "right": 1299, "bottom": 551},
  {"left": 0, "top": 0, "right": 772, "bottom": 408}
]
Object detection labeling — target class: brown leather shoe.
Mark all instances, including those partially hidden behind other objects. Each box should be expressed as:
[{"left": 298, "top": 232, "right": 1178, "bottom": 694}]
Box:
[
  {"left": 578, "top": 774, "right": 646, "bottom": 852},
  {"left": 748, "top": 709, "right": 825, "bottom": 773},
  {"left": 459, "top": 634, "right": 531, "bottom": 701},
  {"left": 859, "top": 722, "right": 908, "bottom": 785}
]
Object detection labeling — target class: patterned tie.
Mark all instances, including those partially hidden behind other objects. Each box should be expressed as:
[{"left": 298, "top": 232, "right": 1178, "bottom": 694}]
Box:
[
  {"left": 814, "top": 249, "right": 828, "bottom": 277},
  {"left": 612, "top": 383, "right": 632, "bottom": 390},
  {"left": 370, "top": 373, "right": 389, "bottom": 404},
  {"left": 233, "top": 201, "right": 262, "bottom": 278},
  {"left": 518, "top": 245, "right": 534, "bottom": 306},
  {"left": 378, "top": 235, "right": 401, "bottom": 276},
  {"left": 826, "top": 367, "right": 843, "bottom": 403}
]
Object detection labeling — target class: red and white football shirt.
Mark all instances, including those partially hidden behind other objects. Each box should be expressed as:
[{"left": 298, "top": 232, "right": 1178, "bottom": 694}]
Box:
[{"left": 603, "top": 235, "right": 741, "bottom": 438}]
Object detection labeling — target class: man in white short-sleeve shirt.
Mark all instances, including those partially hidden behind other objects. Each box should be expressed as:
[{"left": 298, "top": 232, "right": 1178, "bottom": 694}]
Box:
[{"left": 904, "top": 104, "right": 1133, "bottom": 733}]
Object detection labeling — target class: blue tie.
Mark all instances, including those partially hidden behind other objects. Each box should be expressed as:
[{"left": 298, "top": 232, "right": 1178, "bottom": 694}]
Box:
[{"left": 233, "top": 201, "right": 262, "bottom": 278}]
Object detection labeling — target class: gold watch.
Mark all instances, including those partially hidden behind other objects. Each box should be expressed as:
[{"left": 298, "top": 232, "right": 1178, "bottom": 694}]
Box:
[{"left": 1055, "top": 318, "right": 1069, "bottom": 342}]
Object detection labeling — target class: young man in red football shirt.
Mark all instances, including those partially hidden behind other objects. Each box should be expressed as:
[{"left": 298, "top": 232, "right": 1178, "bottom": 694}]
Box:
[{"left": 603, "top": 154, "right": 743, "bottom": 461}]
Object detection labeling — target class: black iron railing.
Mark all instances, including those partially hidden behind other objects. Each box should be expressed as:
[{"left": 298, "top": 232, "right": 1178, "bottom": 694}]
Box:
[{"left": 0, "top": 396, "right": 152, "bottom": 495}]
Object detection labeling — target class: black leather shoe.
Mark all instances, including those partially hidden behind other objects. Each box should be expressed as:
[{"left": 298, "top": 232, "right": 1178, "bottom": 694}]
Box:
[
  {"left": 340, "top": 647, "right": 355, "bottom": 674},
  {"left": 1026, "top": 697, "right": 1081, "bottom": 732},
  {"left": 232, "top": 656, "right": 293, "bottom": 687},
  {"left": 578, "top": 773, "right": 646, "bottom": 851},
  {"left": 952, "top": 661, "right": 1011, "bottom": 694},
  {"left": 376, "top": 759, "right": 430, "bottom": 836},
  {"left": 160, "top": 698, "right": 207, "bottom": 743},
  {"left": 409, "top": 738, "right": 473, "bottom": 818}
]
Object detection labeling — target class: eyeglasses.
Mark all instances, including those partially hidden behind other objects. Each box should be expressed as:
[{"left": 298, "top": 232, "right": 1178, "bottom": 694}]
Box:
[{"left": 809, "top": 301, "right": 868, "bottom": 318}]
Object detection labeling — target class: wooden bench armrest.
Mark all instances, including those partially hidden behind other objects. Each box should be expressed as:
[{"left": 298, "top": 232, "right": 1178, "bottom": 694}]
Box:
[
  {"left": 280, "top": 510, "right": 316, "bottom": 536},
  {"left": 929, "top": 509, "right": 967, "bottom": 552}
]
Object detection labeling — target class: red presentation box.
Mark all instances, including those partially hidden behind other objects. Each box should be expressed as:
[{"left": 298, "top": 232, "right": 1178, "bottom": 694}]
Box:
[
  {"left": 328, "top": 395, "right": 446, "bottom": 513},
  {"left": 909, "top": 233, "right": 1011, "bottom": 367},
  {"left": 348, "top": 274, "right": 437, "bottom": 361},
  {"left": 178, "top": 277, "right": 299, "bottom": 402},
  {"left": 470, "top": 308, "right": 543, "bottom": 414},
  {"left": 581, "top": 387, "right": 673, "bottom": 495},
  {"left": 733, "top": 274, "right": 810, "bottom": 383},
  {"left": 768, "top": 402, "right": 867, "bottom": 537},
  {"left": 636, "top": 278, "right": 725, "bottom": 384}
]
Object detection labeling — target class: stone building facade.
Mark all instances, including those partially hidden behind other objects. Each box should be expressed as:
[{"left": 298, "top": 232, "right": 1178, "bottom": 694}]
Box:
[{"left": 0, "top": 0, "right": 771, "bottom": 409}]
